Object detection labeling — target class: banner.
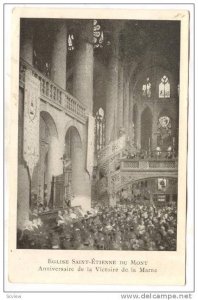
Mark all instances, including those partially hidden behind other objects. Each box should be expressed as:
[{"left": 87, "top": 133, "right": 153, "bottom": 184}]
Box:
[
  {"left": 86, "top": 115, "right": 95, "bottom": 177},
  {"left": 158, "top": 178, "right": 167, "bottom": 191},
  {"left": 23, "top": 70, "right": 40, "bottom": 179}
]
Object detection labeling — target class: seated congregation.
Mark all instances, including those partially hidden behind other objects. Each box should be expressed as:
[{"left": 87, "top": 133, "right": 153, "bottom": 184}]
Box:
[{"left": 17, "top": 201, "right": 177, "bottom": 251}]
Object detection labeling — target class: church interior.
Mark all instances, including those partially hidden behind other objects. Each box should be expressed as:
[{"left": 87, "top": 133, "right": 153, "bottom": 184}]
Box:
[{"left": 17, "top": 18, "right": 180, "bottom": 250}]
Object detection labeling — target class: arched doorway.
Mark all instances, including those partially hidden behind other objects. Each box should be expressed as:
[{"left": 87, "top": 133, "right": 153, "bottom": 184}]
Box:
[
  {"left": 130, "top": 177, "right": 178, "bottom": 205},
  {"left": 31, "top": 111, "right": 59, "bottom": 210},
  {"left": 64, "top": 126, "right": 86, "bottom": 206},
  {"left": 141, "top": 107, "right": 152, "bottom": 152}
]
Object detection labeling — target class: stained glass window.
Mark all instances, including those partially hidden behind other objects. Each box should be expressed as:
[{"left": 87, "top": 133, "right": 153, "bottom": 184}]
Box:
[
  {"left": 142, "top": 77, "right": 151, "bottom": 98},
  {"left": 159, "top": 75, "right": 170, "bottom": 98},
  {"left": 67, "top": 20, "right": 109, "bottom": 51},
  {"left": 93, "top": 20, "right": 104, "bottom": 48},
  {"left": 68, "top": 34, "right": 74, "bottom": 51},
  {"left": 95, "top": 108, "right": 105, "bottom": 152}
]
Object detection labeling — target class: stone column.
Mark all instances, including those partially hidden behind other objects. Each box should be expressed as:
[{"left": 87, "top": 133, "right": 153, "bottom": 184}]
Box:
[
  {"left": 38, "top": 144, "right": 48, "bottom": 203},
  {"left": 20, "top": 20, "right": 33, "bottom": 65},
  {"left": 152, "top": 105, "right": 159, "bottom": 150},
  {"left": 51, "top": 21, "right": 67, "bottom": 90},
  {"left": 70, "top": 127, "right": 92, "bottom": 212},
  {"left": 136, "top": 108, "right": 141, "bottom": 150},
  {"left": 17, "top": 165, "right": 30, "bottom": 229},
  {"left": 71, "top": 137, "right": 84, "bottom": 196},
  {"left": 72, "top": 21, "right": 94, "bottom": 210},
  {"left": 47, "top": 136, "right": 63, "bottom": 203},
  {"left": 123, "top": 77, "right": 130, "bottom": 137},
  {"left": 73, "top": 21, "right": 94, "bottom": 113},
  {"left": 105, "top": 29, "right": 119, "bottom": 144},
  {"left": 117, "top": 62, "right": 124, "bottom": 136},
  {"left": 17, "top": 88, "right": 30, "bottom": 229},
  {"left": 128, "top": 84, "right": 134, "bottom": 141}
]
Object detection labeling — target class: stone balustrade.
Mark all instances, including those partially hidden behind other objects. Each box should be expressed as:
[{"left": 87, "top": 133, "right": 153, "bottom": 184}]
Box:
[
  {"left": 148, "top": 160, "right": 177, "bottom": 169},
  {"left": 108, "top": 158, "right": 178, "bottom": 193},
  {"left": 121, "top": 160, "right": 139, "bottom": 169},
  {"left": 121, "top": 159, "right": 178, "bottom": 170},
  {"left": 97, "top": 136, "right": 178, "bottom": 195},
  {"left": 19, "top": 58, "right": 87, "bottom": 124}
]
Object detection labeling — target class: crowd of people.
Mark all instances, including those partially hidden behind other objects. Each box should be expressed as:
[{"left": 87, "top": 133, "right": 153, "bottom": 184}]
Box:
[{"left": 17, "top": 202, "right": 177, "bottom": 251}]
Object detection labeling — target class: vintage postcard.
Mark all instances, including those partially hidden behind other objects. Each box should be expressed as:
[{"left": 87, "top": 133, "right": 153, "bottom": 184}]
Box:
[{"left": 6, "top": 7, "right": 189, "bottom": 285}]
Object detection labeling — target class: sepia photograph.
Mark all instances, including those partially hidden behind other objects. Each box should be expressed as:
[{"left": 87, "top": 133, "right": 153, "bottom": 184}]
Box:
[
  {"left": 17, "top": 17, "right": 180, "bottom": 251},
  {"left": 6, "top": 7, "right": 189, "bottom": 286}
]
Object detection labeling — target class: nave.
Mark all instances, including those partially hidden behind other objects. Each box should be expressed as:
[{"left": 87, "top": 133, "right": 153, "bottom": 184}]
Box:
[{"left": 17, "top": 201, "right": 177, "bottom": 251}]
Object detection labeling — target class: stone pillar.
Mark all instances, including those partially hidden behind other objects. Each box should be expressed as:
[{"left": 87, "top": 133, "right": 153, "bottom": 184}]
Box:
[
  {"left": 17, "top": 88, "right": 30, "bottom": 229},
  {"left": 123, "top": 78, "right": 130, "bottom": 137},
  {"left": 72, "top": 21, "right": 94, "bottom": 210},
  {"left": 51, "top": 21, "right": 67, "bottom": 90},
  {"left": 152, "top": 106, "right": 158, "bottom": 150},
  {"left": 105, "top": 29, "right": 119, "bottom": 144},
  {"left": 73, "top": 21, "right": 94, "bottom": 113},
  {"left": 71, "top": 137, "right": 84, "bottom": 195},
  {"left": 128, "top": 85, "right": 134, "bottom": 142},
  {"left": 47, "top": 136, "right": 63, "bottom": 203},
  {"left": 20, "top": 20, "right": 33, "bottom": 65},
  {"left": 17, "top": 165, "right": 30, "bottom": 229},
  {"left": 117, "top": 62, "right": 124, "bottom": 136},
  {"left": 70, "top": 128, "right": 91, "bottom": 212},
  {"left": 38, "top": 144, "right": 48, "bottom": 203},
  {"left": 136, "top": 108, "right": 141, "bottom": 150}
]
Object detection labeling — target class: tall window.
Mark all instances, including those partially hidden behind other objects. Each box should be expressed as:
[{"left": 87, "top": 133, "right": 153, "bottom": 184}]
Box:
[
  {"left": 68, "top": 34, "right": 75, "bottom": 51},
  {"left": 159, "top": 75, "right": 170, "bottom": 98},
  {"left": 93, "top": 20, "right": 104, "bottom": 48},
  {"left": 142, "top": 77, "right": 151, "bottom": 98},
  {"left": 95, "top": 108, "right": 105, "bottom": 152},
  {"left": 67, "top": 21, "right": 110, "bottom": 52}
]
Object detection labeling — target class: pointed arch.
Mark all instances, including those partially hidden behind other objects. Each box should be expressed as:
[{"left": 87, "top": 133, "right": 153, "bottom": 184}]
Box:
[
  {"left": 159, "top": 75, "right": 170, "bottom": 98},
  {"left": 40, "top": 111, "right": 58, "bottom": 139},
  {"left": 64, "top": 126, "right": 85, "bottom": 200},
  {"left": 31, "top": 111, "right": 59, "bottom": 208},
  {"left": 141, "top": 106, "right": 153, "bottom": 151},
  {"left": 133, "top": 104, "right": 138, "bottom": 147}
]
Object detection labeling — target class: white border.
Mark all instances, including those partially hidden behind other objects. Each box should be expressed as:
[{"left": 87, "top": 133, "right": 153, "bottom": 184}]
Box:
[{"left": 1, "top": 0, "right": 196, "bottom": 298}]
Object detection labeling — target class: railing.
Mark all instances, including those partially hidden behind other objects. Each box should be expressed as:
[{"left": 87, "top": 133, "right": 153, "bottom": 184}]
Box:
[
  {"left": 148, "top": 160, "right": 177, "bottom": 169},
  {"left": 109, "top": 160, "right": 178, "bottom": 193},
  {"left": 121, "top": 160, "right": 139, "bottom": 169},
  {"left": 121, "top": 158, "right": 177, "bottom": 170},
  {"left": 19, "top": 58, "right": 87, "bottom": 124}
]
